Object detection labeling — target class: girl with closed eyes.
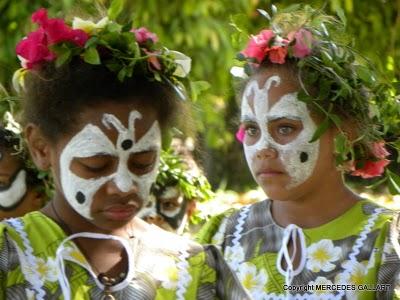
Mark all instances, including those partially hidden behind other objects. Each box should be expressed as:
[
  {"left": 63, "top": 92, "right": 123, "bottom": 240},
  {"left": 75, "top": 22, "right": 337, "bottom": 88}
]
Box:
[
  {"left": 0, "top": 8, "right": 250, "bottom": 300},
  {"left": 198, "top": 5, "right": 400, "bottom": 300}
]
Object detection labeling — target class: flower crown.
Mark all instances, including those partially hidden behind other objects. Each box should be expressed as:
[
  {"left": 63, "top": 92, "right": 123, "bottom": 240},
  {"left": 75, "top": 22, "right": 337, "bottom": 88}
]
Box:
[
  {"left": 13, "top": 8, "right": 191, "bottom": 99},
  {"left": 232, "top": 6, "right": 400, "bottom": 186}
]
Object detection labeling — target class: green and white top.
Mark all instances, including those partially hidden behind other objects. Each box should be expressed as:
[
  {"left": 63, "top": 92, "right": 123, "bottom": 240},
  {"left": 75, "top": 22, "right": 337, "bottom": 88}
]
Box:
[
  {"left": 197, "top": 199, "right": 400, "bottom": 300},
  {"left": 0, "top": 211, "right": 250, "bottom": 300}
]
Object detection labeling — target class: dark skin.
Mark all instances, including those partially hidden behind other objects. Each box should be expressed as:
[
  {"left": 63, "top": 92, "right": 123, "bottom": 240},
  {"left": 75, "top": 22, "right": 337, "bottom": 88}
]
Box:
[
  {"left": 26, "top": 100, "right": 161, "bottom": 278},
  {"left": 0, "top": 148, "right": 43, "bottom": 220}
]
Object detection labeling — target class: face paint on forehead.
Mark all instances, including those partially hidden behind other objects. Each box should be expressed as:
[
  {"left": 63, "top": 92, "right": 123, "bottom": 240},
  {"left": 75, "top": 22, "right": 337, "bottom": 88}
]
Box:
[
  {"left": 60, "top": 110, "right": 161, "bottom": 220},
  {"left": 241, "top": 75, "right": 320, "bottom": 189}
]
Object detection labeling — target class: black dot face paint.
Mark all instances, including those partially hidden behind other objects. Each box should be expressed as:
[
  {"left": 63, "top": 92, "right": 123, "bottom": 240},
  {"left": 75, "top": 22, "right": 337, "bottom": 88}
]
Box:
[
  {"left": 300, "top": 152, "right": 309, "bottom": 163},
  {"left": 121, "top": 139, "right": 133, "bottom": 150},
  {"left": 76, "top": 191, "right": 86, "bottom": 204}
]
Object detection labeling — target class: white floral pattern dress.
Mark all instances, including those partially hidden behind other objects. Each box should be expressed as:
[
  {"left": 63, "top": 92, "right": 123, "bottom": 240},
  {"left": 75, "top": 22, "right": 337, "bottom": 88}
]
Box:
[
  {"left": 197, "top": 199, "right": 400, "bottom": 299},
  {"left": 0, "top": 211, "right": 250, "bottom": 300}
]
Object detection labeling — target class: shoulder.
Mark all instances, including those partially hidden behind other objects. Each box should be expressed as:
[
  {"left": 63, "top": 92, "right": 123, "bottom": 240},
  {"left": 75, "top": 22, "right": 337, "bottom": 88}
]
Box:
[{"left": 196, "top": 200, "right": 270, "bottom": 245}]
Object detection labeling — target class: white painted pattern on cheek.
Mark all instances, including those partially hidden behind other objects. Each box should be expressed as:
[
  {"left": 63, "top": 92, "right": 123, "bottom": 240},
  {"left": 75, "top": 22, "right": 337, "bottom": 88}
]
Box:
[
  {"left": 241, "top": 76, "right": 319, "bottom": 190},
  {"left": 241, "top": 76, "right": 280, "bottom": 179},
  {"left": 0, "top": 170, "right": 27, "bottom": 208},
  {"left": 59, "top": 110, "right": 161, "bottom": 220},
  {"left": 268, "top": 94, "right": 319, "bottom": 188}
]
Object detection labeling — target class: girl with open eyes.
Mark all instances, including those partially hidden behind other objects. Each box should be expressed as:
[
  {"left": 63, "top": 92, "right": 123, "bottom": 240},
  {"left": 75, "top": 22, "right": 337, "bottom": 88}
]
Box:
[
  {"left": 0, "top": 8, "right": 250, "bottom": 300},
  {"left": 198, "top": 6, "right": 400, "bottom": 300}
]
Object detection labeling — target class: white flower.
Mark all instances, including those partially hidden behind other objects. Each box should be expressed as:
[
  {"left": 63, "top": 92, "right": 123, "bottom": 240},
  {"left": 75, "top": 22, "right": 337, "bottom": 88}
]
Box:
[
  {"left": 169, "top": 51, "right": 191, "bottom": 77},
  {"left": 224, "top": 245, "right": 245, "bottom": 271},
  {"left": 72, "top": 17, "right": 109, "bottom": 34},
  {"left": 237, "top": 262, "right": 267, "bottom": 298},
  {"left": 335, "top": 260, "right": 368, "bottom": 300},
  {"left": 230, "top": 66, "right": 248, "bottom": 79},
  {"left": 12, "top": 67, "right": 27, "bottom": 93},
  {"left": 306, "top": 239, "right": 342, "bottom": 272},
  {"left": 35, "top": 257, "right": 59, "bottom": 282},
  {"left": 337, "top": 260, "right": 367, "bottom": 285},
  {"left": 149, "top": 256, "right": 179, "bottom": 290},
  {"left": 308, "top": 276, "right": 334, "bottom": 296},
  {"left": 4, "top": 112, "right": 22, "bottom": 134}
]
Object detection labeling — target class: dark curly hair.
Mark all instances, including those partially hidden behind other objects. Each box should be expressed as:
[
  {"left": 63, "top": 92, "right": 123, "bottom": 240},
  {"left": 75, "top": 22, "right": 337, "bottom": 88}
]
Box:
[{"left": 21, "top": 58, "right": 187, "bottom": 142}]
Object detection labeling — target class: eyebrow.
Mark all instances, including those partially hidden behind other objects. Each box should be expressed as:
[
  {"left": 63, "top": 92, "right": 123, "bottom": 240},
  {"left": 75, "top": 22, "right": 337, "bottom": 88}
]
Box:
[
  {"left": 267, "top": 115, "right": 302, "bottom": 122},
  {"left": 240, "top": 115, "right": 256, "bottom": 123}
]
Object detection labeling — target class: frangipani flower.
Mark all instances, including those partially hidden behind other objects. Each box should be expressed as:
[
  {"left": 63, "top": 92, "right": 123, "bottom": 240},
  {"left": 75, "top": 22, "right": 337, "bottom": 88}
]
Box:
[
  {"left": 72, "top": 17, "right": 110, "bottom": 34},
  {"left": 237, "top": 262, "right": 268, "bottom": 298},
  {"left": 224, "top": 246, "right": 245, "bottom": 271},
  {"left": 306, "top": 239, "right": 342, "bottom": 272},
  {"left": 169, "top": 51, "right": 191, "bottom": 77},
  {"left": 309, "top": 277, "right": 334, "bottom": 295}
]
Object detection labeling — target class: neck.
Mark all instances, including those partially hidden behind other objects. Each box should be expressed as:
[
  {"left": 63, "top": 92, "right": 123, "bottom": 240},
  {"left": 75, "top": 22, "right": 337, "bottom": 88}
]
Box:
[{"left": 270, "top": 172, "right": 360, "bottom": 228}]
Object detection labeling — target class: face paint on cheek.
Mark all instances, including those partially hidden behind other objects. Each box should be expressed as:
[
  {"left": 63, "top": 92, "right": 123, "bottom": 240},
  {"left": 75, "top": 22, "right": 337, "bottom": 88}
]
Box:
[
  {"left": 268, "top": 94, "right": 319, "bottom": 188},
  {"left": 60, "top": 110, "right": 161, "bottom": 220},
  {"left": 0, "top": 170, "right": 27, "bottom": 210},
  {"left": 241, "top": 76, "right": 319, "bottom": 190},
  {"left": 241, "top": 76, "right": 281, "bottom": 178}
]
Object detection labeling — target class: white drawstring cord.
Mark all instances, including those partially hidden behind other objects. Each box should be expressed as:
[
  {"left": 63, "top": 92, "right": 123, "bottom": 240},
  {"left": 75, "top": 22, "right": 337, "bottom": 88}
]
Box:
[
  {"left": 55, "top": 232, "right": 135, "bottom": 300},
  {"left": 276, "top": 224, "right": 307, "bottom": 294}
]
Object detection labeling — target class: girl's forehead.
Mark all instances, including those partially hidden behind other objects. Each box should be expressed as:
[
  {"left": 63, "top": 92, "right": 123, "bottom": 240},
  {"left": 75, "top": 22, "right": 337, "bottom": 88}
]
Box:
[
  {"left": 75, "top": 103, "right": 158, "bottom": 143},
  {"left": 242, "top": 71, "right": 301, "bottom": 113}
]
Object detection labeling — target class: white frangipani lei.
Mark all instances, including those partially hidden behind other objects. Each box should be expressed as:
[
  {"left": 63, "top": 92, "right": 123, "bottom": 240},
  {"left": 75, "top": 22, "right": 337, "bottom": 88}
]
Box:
[
  {"left": 60, "top": 110, "right": 161, "bottom": 220},
  {"left": 241, "top": 75, "right": 320, "bottom": 188}
]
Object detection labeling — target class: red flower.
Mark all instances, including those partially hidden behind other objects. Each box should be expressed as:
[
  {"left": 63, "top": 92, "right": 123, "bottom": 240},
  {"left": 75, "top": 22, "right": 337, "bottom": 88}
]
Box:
[
  {"left": 288, "top": 29, "right": 313, "bottom": 58},
  {"left": 268, "top": 46, "right": 287, "bottom": 64},
  {"left": 242, "top": 29, "right": 275, "bottom": 63},
  {"left": 132, "top": 27, "right": 159, "bottom": 44},
  {"left": 351, "top": 159, "right": 390, "bottom": 179},
  {"left": 16, "top": 28, "right": 55, "bottom": 69},
  {"left": 236, "top": 126, "right": 245, "bottom": 143},
  {"left": 16, "top": 8, "right": 89, "bottom": 69}
]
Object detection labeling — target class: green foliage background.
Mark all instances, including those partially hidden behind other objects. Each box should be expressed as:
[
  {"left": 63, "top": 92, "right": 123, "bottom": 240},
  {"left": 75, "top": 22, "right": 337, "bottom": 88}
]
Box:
[{"left": 0, "top": 0, "right": 399, "bottom": 192}]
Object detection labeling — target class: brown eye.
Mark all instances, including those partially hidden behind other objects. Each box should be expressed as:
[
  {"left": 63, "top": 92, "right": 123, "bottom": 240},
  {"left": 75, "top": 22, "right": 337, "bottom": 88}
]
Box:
[
  {"left": 246, "top": 126, "right": 259, "bottom": 137},
  {"left": 277, "top": 125, "right": 295, "bottom": 136}
]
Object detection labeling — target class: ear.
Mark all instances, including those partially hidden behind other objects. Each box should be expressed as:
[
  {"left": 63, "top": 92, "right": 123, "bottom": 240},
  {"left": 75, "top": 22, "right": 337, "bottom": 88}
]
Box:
[
  {"left": 24, "top": 123, "right": 52, "bottom": 171},
  {"left": 186, "top": 200, "right": 197, "bottom": 217}
]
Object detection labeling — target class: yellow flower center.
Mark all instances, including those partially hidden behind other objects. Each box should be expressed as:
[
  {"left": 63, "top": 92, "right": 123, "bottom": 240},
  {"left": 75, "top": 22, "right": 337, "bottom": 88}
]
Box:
[
  {"left": 242, "top": 273, "right": 257, "bottom": 290},
  {"left": 313, "top": 248, "right": 330, "bottom": 262}
]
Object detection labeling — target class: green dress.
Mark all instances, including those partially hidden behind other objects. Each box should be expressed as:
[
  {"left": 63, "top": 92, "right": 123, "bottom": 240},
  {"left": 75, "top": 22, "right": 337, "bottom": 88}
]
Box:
[
  {"left": 0, "top": 211, "right": 250, "bottom": 300},
  {"left": 197, "top": 199, "right": 400, "bottom": 299}
]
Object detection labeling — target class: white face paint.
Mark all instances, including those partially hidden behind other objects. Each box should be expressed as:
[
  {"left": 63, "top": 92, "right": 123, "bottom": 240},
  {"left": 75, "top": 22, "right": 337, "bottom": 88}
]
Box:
[
  {"left": 241, "top": 75, "right": 319, "bottom": 189},
  {"left": 158, "top": 186, "right": 184, "bottom": 218},
  {"left": 60, "top": 110, "right": 161, "bottom": 220},
  {"left": 0, "top": 169, "right": 27, "bottom": 209}
]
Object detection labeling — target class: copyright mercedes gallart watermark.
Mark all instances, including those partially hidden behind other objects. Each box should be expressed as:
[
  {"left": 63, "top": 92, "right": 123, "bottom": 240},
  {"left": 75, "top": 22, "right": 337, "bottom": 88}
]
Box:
[{"left": 283, "top": 284, "right": 392, "bottom": 292}]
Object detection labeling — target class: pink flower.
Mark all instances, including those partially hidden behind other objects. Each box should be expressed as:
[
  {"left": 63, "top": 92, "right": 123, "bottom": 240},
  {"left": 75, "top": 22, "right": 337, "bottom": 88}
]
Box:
[
  {"left": 371, "top": 141, "right": 390, "bottom": 159},
  {"left": 268, "top": 46, "right": 287, "bottom": 64},
  {"left": 242, "top": 29, "right": 275, "bottom": 63},
  {"left": 351, "top": 159, "right": 390, "bottom": 179},
  {"left": 132, "top": 27, "right": 159, "bottom": 44},
  {"left": 236, "top": 126, "right": 245, "bottom": 143},
  {"left": 16, "top": 28, "right": 55, "bottom": 69},
  {"left": 16, "top": 8, "right": 89, "bottom": 69},
  {"left": 288, "top": 29, "right": 313, "bottom": 58}
]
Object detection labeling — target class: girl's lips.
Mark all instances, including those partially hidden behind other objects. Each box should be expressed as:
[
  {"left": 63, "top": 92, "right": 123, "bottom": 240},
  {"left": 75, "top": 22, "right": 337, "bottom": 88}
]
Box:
[
  {"left": 102, "top": 205, "right": 138, "bottom": 221},
  {"left": 256, "top": 169, "right": 285, "bottom": 178}
]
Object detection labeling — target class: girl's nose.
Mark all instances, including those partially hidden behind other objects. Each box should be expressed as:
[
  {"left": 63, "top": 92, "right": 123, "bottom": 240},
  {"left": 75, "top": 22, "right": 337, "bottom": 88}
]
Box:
[
  {"left": 105, "top": 179, "right": 139, "bottom": 196},
  {"left": 256, "top": 147, "right": 278, "bottom": 159}
]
